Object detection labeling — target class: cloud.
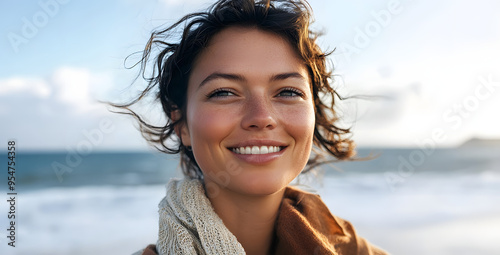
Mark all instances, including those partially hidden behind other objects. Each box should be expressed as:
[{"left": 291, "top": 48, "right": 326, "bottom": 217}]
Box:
[
  {"left": 0, "top": 77, "right": 51, "bottom": 98},
  {"left": 50, "top": 67, "right": 114, "bottom": 113},
  {"left": 51, "top": 68, "right": 92, "bottom": 109},
  {"left": 0, "top": 67, "right": 147, "bottom": 151},
  {"left": 0, "top": 66, "right": 114, "bottom": 114}
]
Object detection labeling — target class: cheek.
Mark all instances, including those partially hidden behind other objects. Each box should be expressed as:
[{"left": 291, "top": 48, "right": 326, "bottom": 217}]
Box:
[
  {"left": 281, "top": 103, "right": 316, "bottom": 141},
  {"left": 187, "top": 104, "right": 236, "bottom": 147}
]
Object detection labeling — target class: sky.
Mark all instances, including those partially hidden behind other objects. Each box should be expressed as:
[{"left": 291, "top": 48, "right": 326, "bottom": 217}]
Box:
[{"left": 1, "top": 0, "right": 499, "bottom": 151}]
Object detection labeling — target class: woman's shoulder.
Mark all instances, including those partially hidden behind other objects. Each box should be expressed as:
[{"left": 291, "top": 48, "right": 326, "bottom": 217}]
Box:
[
  {"left": 133, "top": 244, "right": 158, "bottom": 255},
  {"left": 275, "top": 185, "right": 389, "bottom": 255},
  {"left": 134, "top": 186, "right": 387, "bottom": 255}
]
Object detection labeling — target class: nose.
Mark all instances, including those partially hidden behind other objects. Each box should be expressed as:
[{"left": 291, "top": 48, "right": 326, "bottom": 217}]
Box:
[{"left": 241, "top": 96, "right": 277, "bottom": 130}]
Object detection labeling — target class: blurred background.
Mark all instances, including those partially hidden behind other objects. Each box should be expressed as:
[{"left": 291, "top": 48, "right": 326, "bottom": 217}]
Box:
[{"left": 1, "top": 0, "right": 499, "bottom": 254}]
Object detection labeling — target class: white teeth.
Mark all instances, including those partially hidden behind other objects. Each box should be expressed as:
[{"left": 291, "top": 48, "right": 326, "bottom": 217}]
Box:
[
  {"left": 232, "top": 146, "right": 282, "bottom": 155},
  {"left": 252, "top": 146, "right": 259, "bottom": 154},
  {"left": 260, "top": 146, "right": 268, "bottom": 154}
]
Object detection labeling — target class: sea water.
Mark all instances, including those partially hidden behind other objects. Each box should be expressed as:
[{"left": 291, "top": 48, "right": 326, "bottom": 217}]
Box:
[{"left": 0, "top": 147, "right": 499, "bottom": 255}]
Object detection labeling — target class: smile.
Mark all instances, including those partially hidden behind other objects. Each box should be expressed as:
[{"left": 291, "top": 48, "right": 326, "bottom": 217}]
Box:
[{"left": 231, "top": 146, "right": 284, "bottom": 155}]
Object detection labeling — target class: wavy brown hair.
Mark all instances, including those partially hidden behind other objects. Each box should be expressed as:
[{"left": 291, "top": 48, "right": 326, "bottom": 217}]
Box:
[{"left": 111, "top": 0, "right": 355, "bottom": 179}]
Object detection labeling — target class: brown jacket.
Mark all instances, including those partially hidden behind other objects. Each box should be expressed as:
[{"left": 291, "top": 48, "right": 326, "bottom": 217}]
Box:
[{"left": 141, "top": 186, "right": 387, "bottom": 255}]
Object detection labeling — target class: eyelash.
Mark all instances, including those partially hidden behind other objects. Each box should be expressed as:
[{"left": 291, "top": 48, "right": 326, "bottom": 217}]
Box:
[
  {"left": 206, "top": 88, "right": 235, "bottom": 98},
  {"left": 276, "top": 87, "right": 304, "bottom": 98},
  {"left": 206, "top": 87, "right": 305, "bottom": 99}
]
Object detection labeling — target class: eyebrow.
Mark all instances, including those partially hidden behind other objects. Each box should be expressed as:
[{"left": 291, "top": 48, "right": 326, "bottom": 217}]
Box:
[
  {"left": 198, "top": 73, "right": 245, "bottom": 88},
  {"left": 198, "top": 72, "right": 306, "bottom": 88},
  {"left": 269, "top": 72, "right": 306, "bottom": 82}
]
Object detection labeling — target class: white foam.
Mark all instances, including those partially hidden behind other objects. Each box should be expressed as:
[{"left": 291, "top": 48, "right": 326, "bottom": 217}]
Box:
[
  {"left": 1, "top": 185, "right": 166, "bottom": 255},
  {"left": 313, "top": 173, "right": 500, "bottom": 254},
  {"left": 373, "top": 214, "right": 500, "bottom": 255},
  {"left": 1, "top": 172, "right": 499, "bottom": 255}
]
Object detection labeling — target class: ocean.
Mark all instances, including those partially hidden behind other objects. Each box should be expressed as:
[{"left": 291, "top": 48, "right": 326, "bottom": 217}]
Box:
[{"left": 1, "top": 146, "right": 499, "bottom": 255}]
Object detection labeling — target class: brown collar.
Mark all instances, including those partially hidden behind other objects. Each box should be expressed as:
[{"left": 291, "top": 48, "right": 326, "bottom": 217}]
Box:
[
  {"left": 273, "top": 186, "right": 386, "bottom": 255},
  {"left": 141, "top": 186, "right": 387, "bottom": 255}
]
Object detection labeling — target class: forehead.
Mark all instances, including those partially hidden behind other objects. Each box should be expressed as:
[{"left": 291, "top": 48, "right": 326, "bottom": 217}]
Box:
[{"left": 189, "top": 26, "right": 308, "bottom": 84}]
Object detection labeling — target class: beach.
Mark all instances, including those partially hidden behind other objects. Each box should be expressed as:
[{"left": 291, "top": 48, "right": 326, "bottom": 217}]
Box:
[{"left": 1, "top": 147, "right": 499, "bottom": 254}]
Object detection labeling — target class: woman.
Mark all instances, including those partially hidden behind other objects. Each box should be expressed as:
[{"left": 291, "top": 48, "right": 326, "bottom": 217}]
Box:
[{"left": 118, "top": 0, "right": 388, "bottom": 254}]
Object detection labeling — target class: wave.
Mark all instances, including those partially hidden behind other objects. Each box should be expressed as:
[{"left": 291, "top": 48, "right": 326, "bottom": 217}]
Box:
[
  {"left": 1, "top": 170, "right": 499, "bottom": 254},
  {"left": 1, "top": 185, "right": 166, "bottom": 255}
]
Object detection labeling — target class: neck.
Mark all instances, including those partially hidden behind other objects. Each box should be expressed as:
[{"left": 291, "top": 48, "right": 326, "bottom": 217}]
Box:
[{"left": 206, "top": 185, "right": 285, "bottom": 255}]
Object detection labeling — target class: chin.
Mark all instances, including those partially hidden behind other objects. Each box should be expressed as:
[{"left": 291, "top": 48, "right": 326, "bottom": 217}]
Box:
[{"left": 232, "top": 173, "right": 293, "bottom": 197}]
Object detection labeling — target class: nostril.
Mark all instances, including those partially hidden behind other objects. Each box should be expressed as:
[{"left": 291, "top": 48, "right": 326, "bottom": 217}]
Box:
[
  {"left": 241, "top": 102, "right": 278, "bottom": 130},
  {"left": 247, "top": 122, "right": 275, "bottom": 130}
]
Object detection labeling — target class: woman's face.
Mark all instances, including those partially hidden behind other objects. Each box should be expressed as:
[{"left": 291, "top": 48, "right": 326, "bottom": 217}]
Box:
[{"left": 180, "top": 27, "right": 315, "bottom": 196}]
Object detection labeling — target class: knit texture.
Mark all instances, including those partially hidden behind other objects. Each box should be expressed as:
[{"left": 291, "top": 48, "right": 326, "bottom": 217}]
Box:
[
  {"left": 143, "top": 178, "right": 389, "bottom": 255},
  {"left": 156, "top": 178, "right": 245, "bottom": 255}
]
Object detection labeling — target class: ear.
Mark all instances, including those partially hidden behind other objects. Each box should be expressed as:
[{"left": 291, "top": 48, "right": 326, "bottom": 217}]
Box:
[{"left": 171, "top": 110, "right": 191, "bottom": 147}]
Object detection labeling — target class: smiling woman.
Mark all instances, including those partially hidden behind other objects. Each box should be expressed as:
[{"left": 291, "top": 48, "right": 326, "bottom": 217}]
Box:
[
  {"left": 182, "top": 27, "right": 316, "bottom": 197},
  {"left": 111, "top": 0, "right": 387, "bottom": 254}
]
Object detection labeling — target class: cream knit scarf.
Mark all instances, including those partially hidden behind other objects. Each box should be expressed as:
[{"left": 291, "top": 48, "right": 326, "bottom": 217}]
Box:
[{"left": 157, "top": 178, "right": 246, "bottom": 255}]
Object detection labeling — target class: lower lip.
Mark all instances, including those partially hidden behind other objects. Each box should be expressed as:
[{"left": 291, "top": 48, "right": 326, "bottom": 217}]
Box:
[{"left": 230, "top": 147, "right": 286, "bottom": 165}]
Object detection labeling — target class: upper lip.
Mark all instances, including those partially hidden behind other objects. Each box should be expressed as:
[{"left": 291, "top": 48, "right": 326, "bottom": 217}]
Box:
[{"left": 227, "top": 140, "right": 288, "bottom": 148}]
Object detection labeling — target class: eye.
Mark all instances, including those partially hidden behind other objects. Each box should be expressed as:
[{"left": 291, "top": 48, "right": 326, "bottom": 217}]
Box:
[
  {"left": 276, "top": 87, "right": 304, "bottom": 98},
  {"left": 206, "top": 88, "right": 236, "bottom": 98}
]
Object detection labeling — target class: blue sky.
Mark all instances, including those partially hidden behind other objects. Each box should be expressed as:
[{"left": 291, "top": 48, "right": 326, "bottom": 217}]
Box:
[{"left": 1, "top": 0, "right": 499, "bottom": 151}]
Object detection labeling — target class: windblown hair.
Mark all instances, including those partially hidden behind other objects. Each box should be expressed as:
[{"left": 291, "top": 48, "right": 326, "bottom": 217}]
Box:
[{"left": 111, "top": 0, "right": 355, "bottom": 179}]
